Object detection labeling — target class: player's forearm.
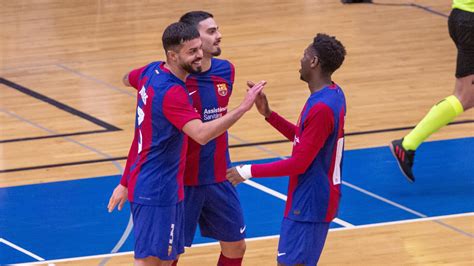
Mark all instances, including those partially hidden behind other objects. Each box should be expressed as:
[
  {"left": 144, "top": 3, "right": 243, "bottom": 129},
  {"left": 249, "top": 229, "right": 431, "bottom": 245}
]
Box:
[
  {"left": 251, "top": 154, "right": 313, "bottom": 177},
  {"left": 192, "top": 106, "right": 247, "bottom": 145},
  {"left": 266, "top": 111, "right": 297, "bottom": 141}
]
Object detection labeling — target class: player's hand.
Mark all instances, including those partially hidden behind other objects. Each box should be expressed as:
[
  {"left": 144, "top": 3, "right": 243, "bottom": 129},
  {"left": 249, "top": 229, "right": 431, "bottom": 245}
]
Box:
[
  {"left": 226, "top": 167, "right": 246, "bottom": 186},
  {"left": 108, "top": 184, "right": 128, "bottom": 212},
  {"left": 239, "top": 80, "right": 266, "bottom": 112},
  {"left": 248, "top": 81, "right": 272, "bottom": 118}
]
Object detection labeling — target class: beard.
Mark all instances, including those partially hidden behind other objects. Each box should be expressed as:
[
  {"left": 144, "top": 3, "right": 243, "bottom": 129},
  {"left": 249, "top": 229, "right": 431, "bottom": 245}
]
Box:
[
  {"left": 211, "top": 47, "right": 222, "bottom": 57},
  {"left": 181, "top": 60, "right": 202, "bottom": 74}
]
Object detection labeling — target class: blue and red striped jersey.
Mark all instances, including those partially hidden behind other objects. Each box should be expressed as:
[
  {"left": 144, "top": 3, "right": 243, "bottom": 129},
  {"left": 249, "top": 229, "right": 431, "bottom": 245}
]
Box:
[
  {"left": 251, "top": 84, "right": 346, "bottom": 222},
  {"left": 120, "top": 61, "right": 200, "bottom": 206},
  {"left": 184, "top": 58, "right": 235, "bottom": 186}
]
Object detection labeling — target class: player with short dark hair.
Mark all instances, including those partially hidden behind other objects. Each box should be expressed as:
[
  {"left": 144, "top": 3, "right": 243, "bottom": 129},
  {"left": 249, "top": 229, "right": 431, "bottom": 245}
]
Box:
[
  {"left": 390, "top": 0, "right": 474, "bottom": 182},
  {"left": 111, "top": 11, "right": 250, "bottom": 265},
  {"left": 108, "top": 21, "right": 265, "bottom": 266},
  {"left": 227, "top": 33, "right": 347, "bottom": 266},
  {"left": 177, "top": 11, "right": 248, "bottom": 266}
]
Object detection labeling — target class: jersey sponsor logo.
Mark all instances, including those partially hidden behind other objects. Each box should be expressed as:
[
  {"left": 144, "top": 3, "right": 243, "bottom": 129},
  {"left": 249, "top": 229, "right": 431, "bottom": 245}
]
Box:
[
  {"left": 203, "top": 106, "right": 227, "bottom": 121},
  {"left": 189, "top": 90, "right": 197, "bottom": 96},
  {"left": 240, "top": 225, "right": 246, "bottom": 234},
  {"left": 216, "top": 83, "right": 228, "bottom": 96},
  {"left": 155, "top": 69, "right": 160, "bottom": 75},
  {"left": 277, "top": 252, "right": 286, "bottom": 257}
]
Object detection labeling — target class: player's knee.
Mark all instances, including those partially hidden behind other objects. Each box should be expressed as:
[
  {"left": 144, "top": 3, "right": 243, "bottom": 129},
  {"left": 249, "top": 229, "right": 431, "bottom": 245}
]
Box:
[
  {"left": 455, "top": 75, "right": 474, "bottom": 110},
  {"left": 236, "top": 240, "right": 246, "bottom": 255},
  {"left": 231, "top": 240, "right": 246, "bottom": 255},
  {"left": 135, "top": 256, "right": 161, "bottom": 266},
  {"left": 221, "top": 240, "right": 246, "bottom": 256}
]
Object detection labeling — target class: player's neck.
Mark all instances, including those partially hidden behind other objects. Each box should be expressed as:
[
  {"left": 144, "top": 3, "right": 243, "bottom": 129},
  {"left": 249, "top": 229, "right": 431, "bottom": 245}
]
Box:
[
  {"left": 164, "top": 62, "right": 188, "bottom": 82},
  {"left": 201, "top": 55, "right": 212, "bottom": 72},
  {"left": 308, "top": 76, "right": 332, "bottom": 94}
]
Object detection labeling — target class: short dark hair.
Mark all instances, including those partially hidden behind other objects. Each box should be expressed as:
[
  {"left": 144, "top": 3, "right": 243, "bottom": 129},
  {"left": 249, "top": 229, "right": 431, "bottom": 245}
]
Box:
[
  {"left": 311, "top": 33, "right": 346, "bottom": 75},
  {"left": 179, "top": 11, "right": 214, "bottom": 27},
  {"left": 162, "top": 22, "right": 200, "bottom": 52}
]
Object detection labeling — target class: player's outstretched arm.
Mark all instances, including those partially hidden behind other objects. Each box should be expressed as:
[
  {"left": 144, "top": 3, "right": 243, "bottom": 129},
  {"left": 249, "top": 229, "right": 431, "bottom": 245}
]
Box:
[
  {"left": 182, "top": 80, "right": 266, "bottom": 145},
  {"left": 247, "top": 81, "right": 297, "bottom": 141},
  {"left": 108, "top": 184, "right": 128, "bottom": 213},
  {"left": 226, "top": 104, "right": 335, "bottom": 186}
]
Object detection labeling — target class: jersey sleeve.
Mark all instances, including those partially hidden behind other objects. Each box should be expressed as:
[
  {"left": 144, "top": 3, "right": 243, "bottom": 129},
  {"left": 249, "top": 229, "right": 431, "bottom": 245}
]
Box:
[
  {"left": 120, "top": 133, "right": 139, "bottom": 187},
  {"left": 252, "top": 103, "right": 334, "bottom": 177},
  {"left": 163, "top": 85, "right": 201, "bottom": 130},
  {"left": 266, "top": 111, "right": 298, "bottom": 141},
  {"left": 229, "top": 61, "right": 235, "bottom": 85},
  {"left": 128, "top": 65, "right": 147, "bottom": 90}
]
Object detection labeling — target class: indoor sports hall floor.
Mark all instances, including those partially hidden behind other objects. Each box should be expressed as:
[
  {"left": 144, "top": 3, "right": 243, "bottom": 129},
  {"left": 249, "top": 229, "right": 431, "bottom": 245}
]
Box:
[
  {"left": 1, "top": 138, "right": 474, "bottom": 265},
  {"left": 1, "top": 0, "right": 473, "bottom": 265}
]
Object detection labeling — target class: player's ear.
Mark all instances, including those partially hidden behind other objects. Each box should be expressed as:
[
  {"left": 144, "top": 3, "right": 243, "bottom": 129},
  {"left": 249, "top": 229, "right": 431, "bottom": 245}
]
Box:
[
  {"left": 166, "top": 49, "right": 178, "bottom": 62},
  {"left": 311, "top": 56, "right": 320, "bottom": 68}
]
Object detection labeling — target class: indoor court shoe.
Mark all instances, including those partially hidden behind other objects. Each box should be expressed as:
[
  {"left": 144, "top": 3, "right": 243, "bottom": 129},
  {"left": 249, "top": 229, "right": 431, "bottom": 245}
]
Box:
[{"left": 390, "top": 138, "right": 415, "bottom": 183}]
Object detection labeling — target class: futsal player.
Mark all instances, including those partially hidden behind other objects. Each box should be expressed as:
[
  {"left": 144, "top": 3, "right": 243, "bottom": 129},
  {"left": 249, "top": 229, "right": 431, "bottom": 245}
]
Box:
[
  {"left": 109, "top": 22, "right": 265, "bottom": 266},
  {"left": 227, "top": 33, "right": 347, "bottom": 266},
  {"left": 390, "top": 0, "right": 474, "bottom": 182},
  {"left": 110, "top": 11, "right": 250, "bottom": 265},
  {"left": 177, "top": 11, "right": 247, "bottom": 266},
  {"left": 109, "top": 11, "right": 250, "bottom": 265}
]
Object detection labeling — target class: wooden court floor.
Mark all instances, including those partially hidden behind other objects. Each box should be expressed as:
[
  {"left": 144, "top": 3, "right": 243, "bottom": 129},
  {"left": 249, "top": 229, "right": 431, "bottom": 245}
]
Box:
[{"left": 1, "top": 0, "right": 473, "bottom": 265}]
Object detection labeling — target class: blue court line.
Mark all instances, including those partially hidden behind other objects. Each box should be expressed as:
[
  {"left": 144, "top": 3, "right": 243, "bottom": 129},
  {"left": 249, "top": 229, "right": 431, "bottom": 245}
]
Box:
[{"left": 0, "top": 137, "right": 472, "bottom": 264}]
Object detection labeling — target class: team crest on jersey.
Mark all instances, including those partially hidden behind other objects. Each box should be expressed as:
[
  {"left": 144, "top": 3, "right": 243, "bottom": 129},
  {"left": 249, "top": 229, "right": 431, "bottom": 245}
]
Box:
[{"left": 216, "top": 83, "right": 228, "bottom": 96}]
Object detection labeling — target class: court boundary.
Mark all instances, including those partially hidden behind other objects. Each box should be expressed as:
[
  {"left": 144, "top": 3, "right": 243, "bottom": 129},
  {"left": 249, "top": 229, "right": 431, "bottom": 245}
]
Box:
[
  {"left": 2, "top": 124, "right": 473, "bottom": 174},
  {"left": 0, "top": 77, "right": 121, "bottom": 144},
  {"left": 11, "top": 212, "right": 473, "bottom": 265}
]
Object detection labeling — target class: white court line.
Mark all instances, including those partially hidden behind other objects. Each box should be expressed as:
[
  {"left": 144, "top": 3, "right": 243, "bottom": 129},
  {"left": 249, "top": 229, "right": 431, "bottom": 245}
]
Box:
[
  {"left": 0, "top": 238, "right": 45, "bottom": 261},
  {"left": 229, "top": 134, "right": 474, "bottom": 237},
  {"left": 229, "top": 134, "right": 354, "bottom": 228},
  {"left": 244, "top": 180, "right": 354, "bottom": 228},
  {"left": 14, "top": 212, "right": 474, "bottom": 265},
  {"left": 342, "top": 180, "right": 474, "bottom": 238}
]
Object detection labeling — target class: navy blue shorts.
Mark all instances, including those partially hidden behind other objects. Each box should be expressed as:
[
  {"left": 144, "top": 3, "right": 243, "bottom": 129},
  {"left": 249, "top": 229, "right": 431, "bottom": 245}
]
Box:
[
  {"left": 184, "top": 181, "right": 246, "bottom": 246},
  {"left": 277, "top": 218, "right": 330, "bottom": 265},
  {"left": 130, "top": 202, "right": 184, "bottom": 260}
]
